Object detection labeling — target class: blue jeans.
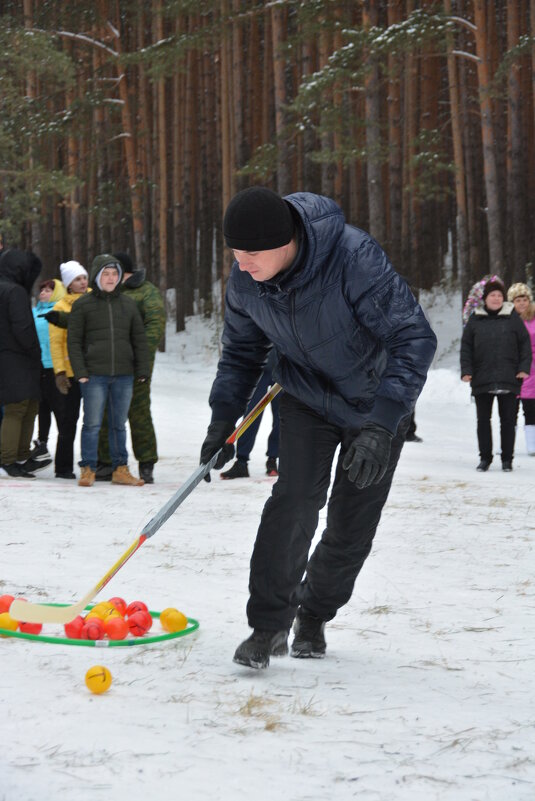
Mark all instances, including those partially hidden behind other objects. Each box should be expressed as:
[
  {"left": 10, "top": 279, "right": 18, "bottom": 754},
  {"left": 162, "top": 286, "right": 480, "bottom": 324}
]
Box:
[{"left": 80, "top": 376, "right": 133, "bottom": 470}]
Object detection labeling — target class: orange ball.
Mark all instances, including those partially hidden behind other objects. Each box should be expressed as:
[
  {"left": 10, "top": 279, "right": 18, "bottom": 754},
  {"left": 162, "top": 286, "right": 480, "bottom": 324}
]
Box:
[
  {"left": 104, "top": 616, "right": 129, "bottom": 640},
  {"left": 160, "top": 608, "right": 188, "bottom": 633},
  {"left": 0, "top": 594, "right": 15, "bottom": 614},
  {"left": 125, "top": 600, "right": 148, "bottom": 617},
  {"left": 127, "top": 610, "right": 152, "bottom": 637},
  {"left": 108, "top": 597, "right": 127, "bottom": 617},
  {"left": 81, "top": 618, "right": 106, "bottom": 640},
  {"left": 64, "top": 615, "right": 85, "bottom": 639},
  {"left": 19, "top": 621, "right": 43, "bottom": 635},
  {"left": 0, "top": 612, "right": 18, "bottom": 633}
]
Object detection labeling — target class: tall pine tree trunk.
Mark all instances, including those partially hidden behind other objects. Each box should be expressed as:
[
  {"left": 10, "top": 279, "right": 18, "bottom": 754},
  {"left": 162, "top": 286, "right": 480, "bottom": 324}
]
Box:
[
  {"left": 363, "top": 1, "right": 386, "bottom": 247},
  {"left": 444, "top": 0, "right": 470, "bottom": 294},
  {"left": 387, "top": 0, "right": 403, "bottom": 269},
  {"left": 473, "top": 0, "right": 504, "bottom": 274},
  {"left": 271, "top": 5, "right": 291, "bottom": 195},
  {"left": 507, "top": 2, "right": 527, "bottom": 279},
  {"left": 155, "top": 0, "right": 168, "bottom": 349},
  {"left": 111, "top": 1, "right": 144, "bottom": 266}
]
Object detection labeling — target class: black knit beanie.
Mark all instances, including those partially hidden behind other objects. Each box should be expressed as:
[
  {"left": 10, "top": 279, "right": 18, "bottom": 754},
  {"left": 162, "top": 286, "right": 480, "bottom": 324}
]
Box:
[
  {"left": 223, "top": 187, "right": 294, "bottom": 251},
  {"left": 113, "top": 251, "right": 134, "bottom": 274},
  {"left": 483, "top": 279, "right": 505, "bottom": 300}
]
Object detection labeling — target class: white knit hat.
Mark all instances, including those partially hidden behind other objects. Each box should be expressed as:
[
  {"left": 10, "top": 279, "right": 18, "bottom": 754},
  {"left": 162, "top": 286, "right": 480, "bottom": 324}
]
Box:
[{"left": 60, "top": 260, "right": 87, "bottom": 289}]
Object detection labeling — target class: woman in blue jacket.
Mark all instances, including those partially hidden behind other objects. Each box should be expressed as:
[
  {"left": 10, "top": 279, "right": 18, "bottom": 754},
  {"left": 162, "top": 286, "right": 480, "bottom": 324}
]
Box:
[
  {"left": 31, "top": 278, "right": 66, "bottom": 470},
  {"left": 200, "top": 187, "right": 437, "bottom": 670}
]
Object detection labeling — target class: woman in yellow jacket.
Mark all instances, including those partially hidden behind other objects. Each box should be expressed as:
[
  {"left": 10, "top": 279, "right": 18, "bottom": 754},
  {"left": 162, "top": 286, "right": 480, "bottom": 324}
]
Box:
[{"left": 48, "top": 261, "right": 89, "bottom": 479}]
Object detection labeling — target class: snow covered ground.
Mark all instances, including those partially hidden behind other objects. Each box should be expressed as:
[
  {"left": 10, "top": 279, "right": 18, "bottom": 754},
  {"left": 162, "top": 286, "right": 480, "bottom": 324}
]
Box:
[{"left": 2, "top": 291, "right": 535, "bottom": 801}]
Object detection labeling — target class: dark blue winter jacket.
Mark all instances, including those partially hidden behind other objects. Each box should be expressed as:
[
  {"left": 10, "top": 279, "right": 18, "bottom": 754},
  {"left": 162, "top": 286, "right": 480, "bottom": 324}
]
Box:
[{"left": 209, "top": 193, "right": 437, "bottom": 435}]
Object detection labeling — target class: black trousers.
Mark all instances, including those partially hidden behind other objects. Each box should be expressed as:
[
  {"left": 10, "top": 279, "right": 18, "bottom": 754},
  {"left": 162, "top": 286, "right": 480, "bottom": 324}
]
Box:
[
  {"left": 246, "top": 393, "right": 409, "bottom": 631},
  {"left": 474, "top": 392, "right": 517, "bottom": 463},
  {"left": 37, "top": 368, "right": 62, "bottom": 443},
  {"left": 518, "top": 398, "right": 535, "bottom": 425},
  {"left": 406, "top": 411, "right": 416, "bottom": 438},
  {"left": 54, "top": 381, "right": 81, "bottom": 474}
]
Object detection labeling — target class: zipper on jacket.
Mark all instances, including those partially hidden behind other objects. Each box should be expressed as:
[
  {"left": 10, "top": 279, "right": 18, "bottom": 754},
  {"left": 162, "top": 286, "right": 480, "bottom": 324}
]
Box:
[
  {"left": 107, "top": 296, "right": 115, "bottom": 375},
  {"left": 289, "top": 291, "right": 314, "bottom": 369}
]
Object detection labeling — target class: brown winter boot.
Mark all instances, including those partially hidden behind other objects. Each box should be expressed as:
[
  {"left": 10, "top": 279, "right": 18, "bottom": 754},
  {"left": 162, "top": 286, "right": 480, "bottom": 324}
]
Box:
[
  {"left": 78, "top": 466, "right": 96, "bottom": 487},
  {"left": 111, "top": 465, "right": 145, "bottom": 486}
]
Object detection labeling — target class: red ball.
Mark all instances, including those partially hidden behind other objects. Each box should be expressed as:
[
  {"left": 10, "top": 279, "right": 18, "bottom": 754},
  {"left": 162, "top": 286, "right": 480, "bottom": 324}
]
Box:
[
  {"left": 127, "top": 610, "right": 153, "bottom": 637},
  {"left": 64, "top": 615, "right": 85, "bottom": 639},
  {"left": 125, "top": 600, "right": 148, "bottom": 617},
  {"left": 104, "top": 616, "right": 129, "bottom": 640},
  {"left": 81, "top": 618, "right": 106, "bottom": 640},
  {"left": 108, "top": 596, "right": 127, "bottom": 616},
  {"left": 0, "top": 594, "right": 15, "bottom": 614},
  {"left": 19, "top": 621, "right": 43, "bottom": 635}
]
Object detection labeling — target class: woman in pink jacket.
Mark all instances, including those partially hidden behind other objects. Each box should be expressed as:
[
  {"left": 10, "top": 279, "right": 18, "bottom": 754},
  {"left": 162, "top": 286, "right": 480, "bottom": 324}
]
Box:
[{"left": 508, "top": 283, "right": 535, "bottom": 455}]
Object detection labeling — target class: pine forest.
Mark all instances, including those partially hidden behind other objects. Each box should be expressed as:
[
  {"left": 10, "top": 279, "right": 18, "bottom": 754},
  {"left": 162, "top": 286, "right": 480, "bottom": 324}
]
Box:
[{"left": 1, "top": 0, "right": 534, "bottom": 330}]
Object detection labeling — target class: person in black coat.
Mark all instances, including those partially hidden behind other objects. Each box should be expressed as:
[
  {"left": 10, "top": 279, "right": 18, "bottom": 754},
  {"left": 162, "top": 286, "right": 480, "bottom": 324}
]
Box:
[
  {"left": 199, "top": 187, "right": 437, "bottom": 669},
  {"left": 0, "top": 249, "right": 43, "bottom": 479},
  {"left": 460, "top": 278, "right": 532, "bottom": 472}
]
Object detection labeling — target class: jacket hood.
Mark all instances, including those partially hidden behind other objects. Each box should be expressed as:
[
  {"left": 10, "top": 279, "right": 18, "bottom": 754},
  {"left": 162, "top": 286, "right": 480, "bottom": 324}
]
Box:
[
  {"left": 50, "top": 278, "right": 66, "bottom": 303},
  {"left": 475, "top": 301, "right": 514, "bottom": 317},
  {"left": 0, "top": 248, "right": 42, "bottom": 293},
  {"left": 280, "top": 193, "right": 345, "bottom": 290},
  {"left": 123, "top": 268, "right": 146, "bottom": 289},
  {"left": 89, "top": 254, "right": 123, "bottom": 291}
]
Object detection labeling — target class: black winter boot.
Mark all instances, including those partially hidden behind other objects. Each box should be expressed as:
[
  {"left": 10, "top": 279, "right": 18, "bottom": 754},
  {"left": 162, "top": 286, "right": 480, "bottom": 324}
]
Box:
[
  {"left": 139, "top": 462, "right": 154, "bottom": 484},
  {"left": 233, "top": 629, "right": 289, "bottom": 669},
  {"left": 1, "top": 463, "right": 36, "bottom": 479},
  {"left": 476, "top": 459, "right": 492, "bottom": 472},
  {"left": 291, "top": 608, "right": 327, "bottom": 659},
  {"left": 266, "top": 457, "right": 278, "bottom": 476},
  {"left": 95, "top": 462, "right": 113, "bottom": 481},
  {"left": 221, "top": 459, "right": 249, "bottom": 480},
  {"left": 22, "top": 457, "right": 52, "bottom": 473},
  {"left": 29, "top": 439, "right": 51, "bottom": 461}
]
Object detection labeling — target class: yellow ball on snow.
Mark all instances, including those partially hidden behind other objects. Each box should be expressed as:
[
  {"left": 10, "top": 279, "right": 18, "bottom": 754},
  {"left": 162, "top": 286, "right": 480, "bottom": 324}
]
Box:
[
  {"left": 85, "top": 665, "right": 112, "bottom": 694},
  {"left": 160, "top": 608, "right": 188, "bottom": 633},
  {"left": 0, "top": 612, "right": 19, "bottom": 633}
]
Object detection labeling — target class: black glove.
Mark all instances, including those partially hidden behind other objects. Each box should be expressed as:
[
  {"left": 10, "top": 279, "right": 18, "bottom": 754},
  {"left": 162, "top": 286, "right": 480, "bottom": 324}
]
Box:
[
  {"left": 39, "top": 311, "right": 60, "bottom": 326},
  {"left": 342, "top": 423, "right": 393, "bottom": 490},
  {"left": 200, "top": 421, "right": 235, "bottom": 482}
]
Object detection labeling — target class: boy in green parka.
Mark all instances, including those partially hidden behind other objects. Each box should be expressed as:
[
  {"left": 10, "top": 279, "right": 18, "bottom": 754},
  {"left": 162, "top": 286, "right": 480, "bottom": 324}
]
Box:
[
  {"left": 68, "top": 254, "right": 151, "bottom": 487},
  {"left": 95, "top": 252, "right": 166, "bottom": 484}
]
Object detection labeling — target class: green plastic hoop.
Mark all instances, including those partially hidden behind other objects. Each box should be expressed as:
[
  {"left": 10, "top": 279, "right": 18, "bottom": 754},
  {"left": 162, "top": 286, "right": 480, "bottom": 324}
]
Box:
[{"left": 0, "top": 604, "right": 199, "bottom": 647}]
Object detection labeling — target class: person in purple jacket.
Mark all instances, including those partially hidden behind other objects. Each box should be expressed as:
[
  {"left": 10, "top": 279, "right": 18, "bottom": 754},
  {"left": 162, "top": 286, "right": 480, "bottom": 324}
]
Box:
[
  {"left": 200, "top": 187, "right": 437, "bottom": 669},
  {"left": 508, "top": 283, "right": 535, "bottom": 455}
]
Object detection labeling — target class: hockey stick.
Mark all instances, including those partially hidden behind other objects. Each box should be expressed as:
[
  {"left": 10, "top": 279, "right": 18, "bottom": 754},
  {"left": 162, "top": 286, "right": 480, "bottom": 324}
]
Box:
[{"left": 9, "top": 382, "right": 282, "bottom": 625}]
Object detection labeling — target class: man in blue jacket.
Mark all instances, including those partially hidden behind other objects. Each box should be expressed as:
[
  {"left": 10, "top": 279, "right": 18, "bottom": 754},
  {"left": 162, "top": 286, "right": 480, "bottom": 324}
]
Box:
[{"left": 200, "top": 187, "right": 437, "bottom": 669}]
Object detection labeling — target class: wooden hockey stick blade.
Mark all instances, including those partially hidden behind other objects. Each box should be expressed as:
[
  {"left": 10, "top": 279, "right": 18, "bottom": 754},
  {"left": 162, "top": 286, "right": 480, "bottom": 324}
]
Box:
[
  {"left": 9, "top": 534, "right": 147, "bottom": 624},
  {"left": 10, "top": 382, "right": 282, "bottom": 624}
]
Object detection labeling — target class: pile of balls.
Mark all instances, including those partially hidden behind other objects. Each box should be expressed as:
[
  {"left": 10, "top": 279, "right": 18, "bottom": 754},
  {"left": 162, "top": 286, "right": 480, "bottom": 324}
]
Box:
[
  {"left": 0, "top": 593, "right": 189, "bottom": 642},
  {"left": 1, "top": 594, "right": 191, "bottom": 697}
]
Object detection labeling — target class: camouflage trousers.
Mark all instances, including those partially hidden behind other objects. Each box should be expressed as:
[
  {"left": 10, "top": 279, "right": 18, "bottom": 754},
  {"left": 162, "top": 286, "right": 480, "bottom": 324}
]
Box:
[{"left": 98, "top": 377, "right": 157, "bottom": 465}]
